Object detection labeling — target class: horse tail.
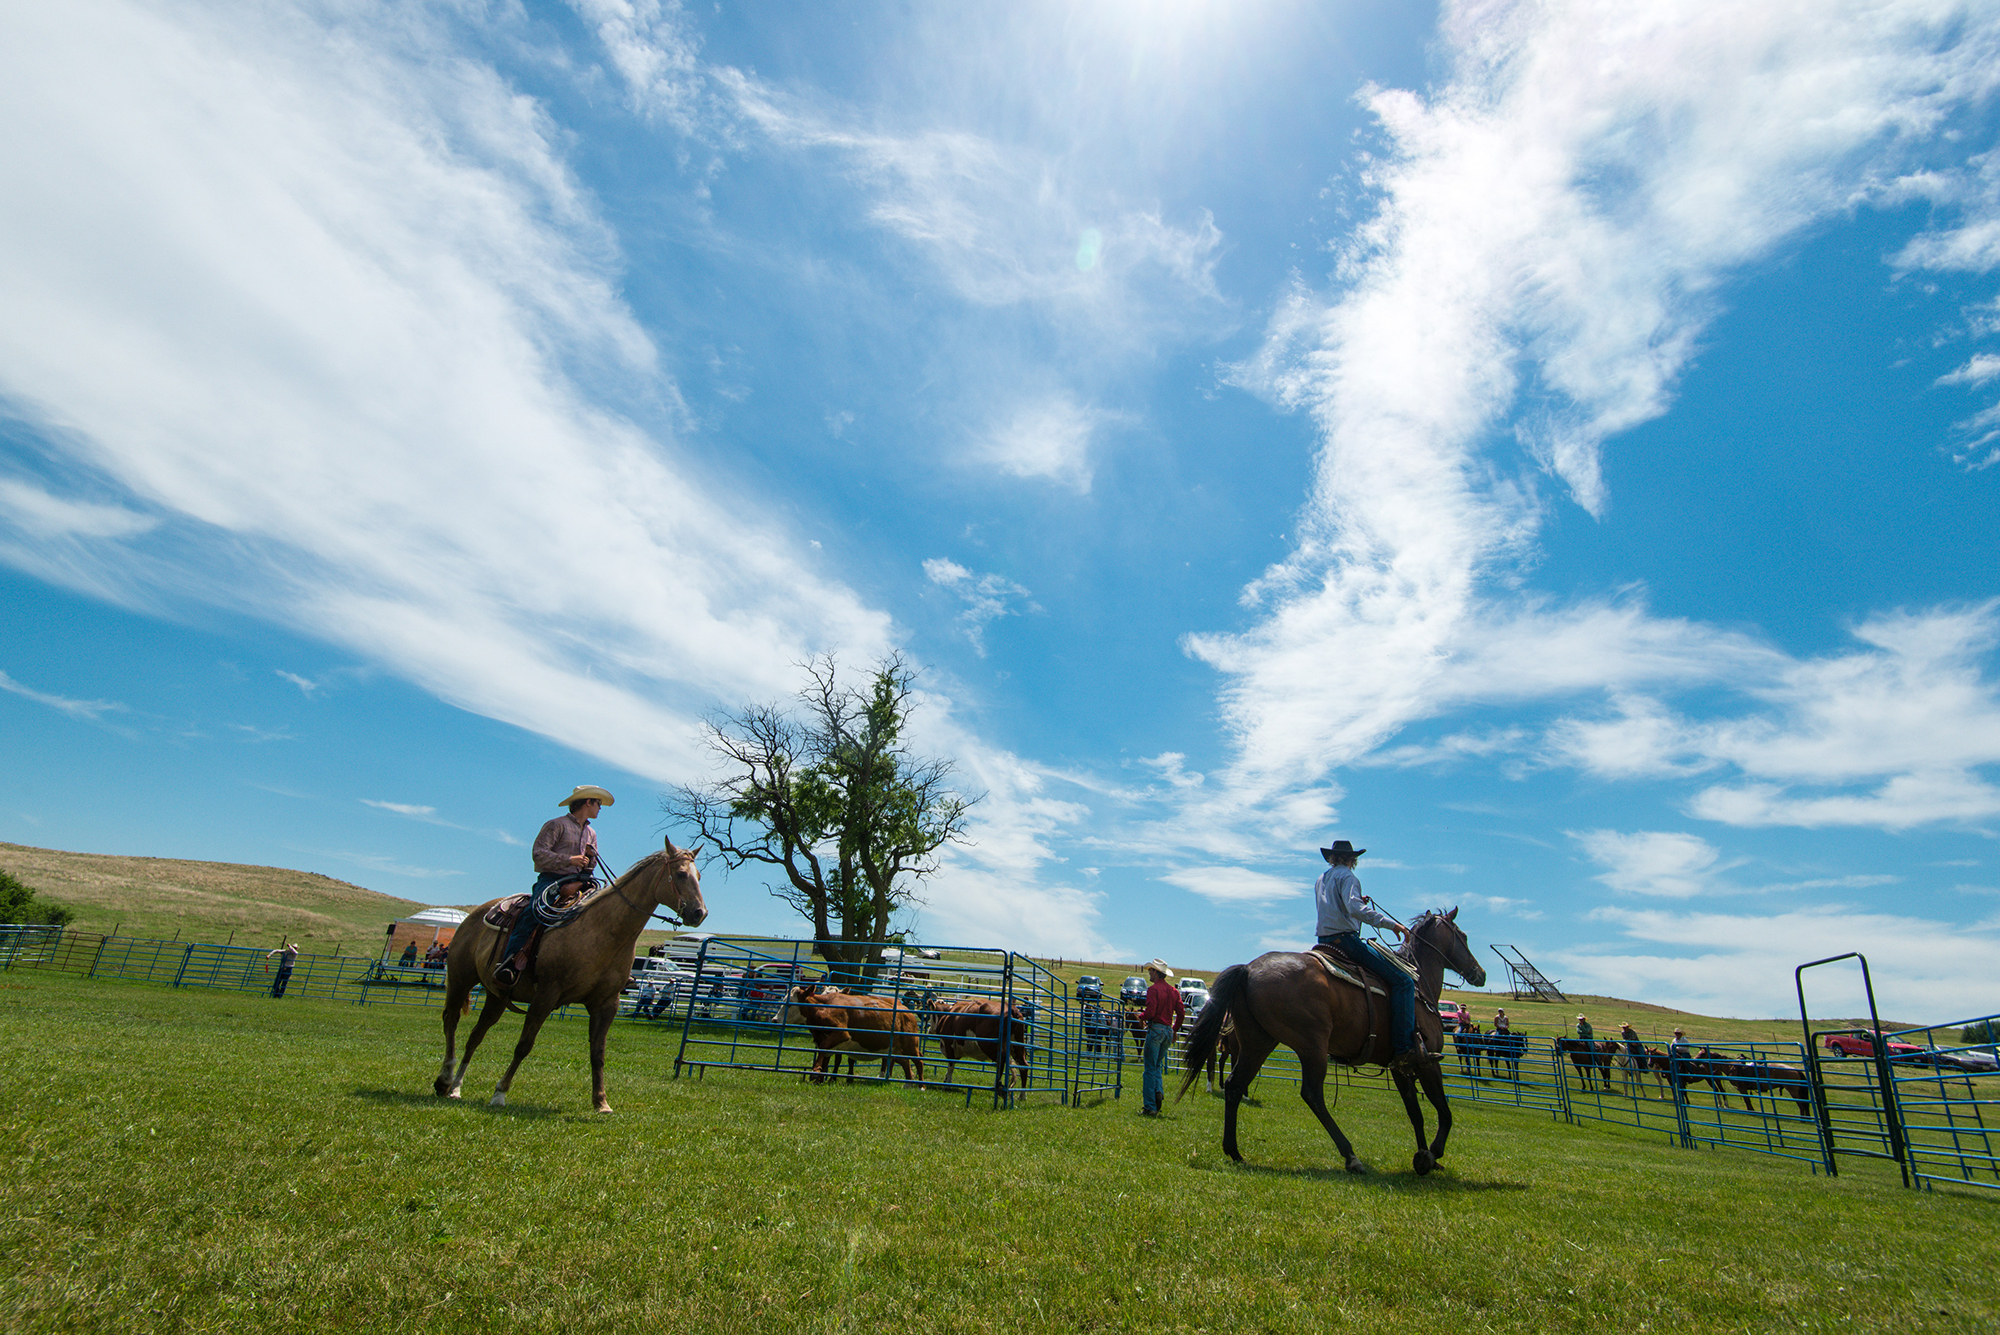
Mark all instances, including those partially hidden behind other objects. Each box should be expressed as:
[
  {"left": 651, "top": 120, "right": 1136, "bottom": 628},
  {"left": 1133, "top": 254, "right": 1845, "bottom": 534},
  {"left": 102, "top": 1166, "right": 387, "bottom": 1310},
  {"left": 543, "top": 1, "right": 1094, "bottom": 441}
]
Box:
[{"left": 1177, "top": 963, "right": 1247, "bottom": 1102}]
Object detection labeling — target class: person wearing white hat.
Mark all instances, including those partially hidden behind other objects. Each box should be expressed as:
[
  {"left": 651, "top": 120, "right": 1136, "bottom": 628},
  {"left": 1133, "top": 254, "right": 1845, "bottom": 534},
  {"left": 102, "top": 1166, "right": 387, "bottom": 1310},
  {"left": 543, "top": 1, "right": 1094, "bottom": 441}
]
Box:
[
  {"left": 1137, "top": 959, "right": 1184, "bottom": 1116},
  {"left": 496, "top": 786, "right": 615, "bottom": 988}
]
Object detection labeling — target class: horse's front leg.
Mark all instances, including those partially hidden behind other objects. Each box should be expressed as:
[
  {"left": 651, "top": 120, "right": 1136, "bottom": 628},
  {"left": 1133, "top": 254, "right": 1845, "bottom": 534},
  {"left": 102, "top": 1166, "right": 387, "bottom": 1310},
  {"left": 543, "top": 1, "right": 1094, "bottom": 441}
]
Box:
[
  {"left": 1389, "top": 1066, "right": 1435, "bottom": 1175},
  {"left": 1297, "top": 1055, "right": 1364, "bottom": 1174},
  {"left": 1417, "top": 1059, "right": 1453, "bottom": 1163},
  {"left": 489, "top": 996, "right": 558, "bottom": 1107},
  {"left": 586, "top": 999, "right": 617, "bottom": 1114}
]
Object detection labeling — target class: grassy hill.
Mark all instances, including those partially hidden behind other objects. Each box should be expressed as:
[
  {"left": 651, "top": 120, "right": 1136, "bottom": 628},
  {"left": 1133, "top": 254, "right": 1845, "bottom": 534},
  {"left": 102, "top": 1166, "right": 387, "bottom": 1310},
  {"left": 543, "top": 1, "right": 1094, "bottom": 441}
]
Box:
[
  {"left": 0, "top": 843, "right": 693, "bottom": 959},
  {"left": 0, "top": 842, "right": 438, "bottom": 957}
]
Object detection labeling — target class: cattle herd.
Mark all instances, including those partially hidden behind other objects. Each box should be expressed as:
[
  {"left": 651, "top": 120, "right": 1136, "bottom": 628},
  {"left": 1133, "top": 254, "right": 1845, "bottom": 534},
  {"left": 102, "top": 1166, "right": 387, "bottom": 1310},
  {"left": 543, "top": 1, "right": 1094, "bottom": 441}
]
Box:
[{"left": 776, "top": 983, "right": 1031, "bottom": 1088}]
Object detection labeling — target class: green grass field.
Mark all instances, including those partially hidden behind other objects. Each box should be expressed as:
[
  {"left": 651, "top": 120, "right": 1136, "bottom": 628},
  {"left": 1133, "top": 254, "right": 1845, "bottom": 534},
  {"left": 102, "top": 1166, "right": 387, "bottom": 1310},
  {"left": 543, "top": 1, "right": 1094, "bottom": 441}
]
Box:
[{"left": 1, "top": 971, "right": 1991, "bottom": 1334}]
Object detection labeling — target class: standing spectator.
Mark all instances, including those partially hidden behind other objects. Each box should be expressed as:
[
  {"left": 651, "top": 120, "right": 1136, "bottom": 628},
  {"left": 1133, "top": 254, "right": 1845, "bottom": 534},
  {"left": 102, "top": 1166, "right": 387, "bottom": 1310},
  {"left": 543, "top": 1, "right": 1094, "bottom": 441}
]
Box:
[
  {"left": 399, "top": 941, "right": 419, "bottom": 967},
  {"left": 268, "top": 941, "right": 299, "bottom": 998},
  {"left": 1575, "top": 1013, "right": 1593, "bottom": 1044},
  {"left": 1138, "top": 959, "right": 1185, "bottom": 1117},
  {"left": 1493, "top": 1008, "right": 1512, "bottom": 1035}
]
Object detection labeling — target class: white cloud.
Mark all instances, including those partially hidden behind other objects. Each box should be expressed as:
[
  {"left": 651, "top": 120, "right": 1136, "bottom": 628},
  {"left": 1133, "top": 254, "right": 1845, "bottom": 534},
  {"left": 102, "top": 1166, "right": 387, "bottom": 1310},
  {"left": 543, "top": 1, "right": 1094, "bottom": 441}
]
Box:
[
  {"left": 363, "top": 799, "right": 435, "bottom": 817},
  {"left": 923, "top": 558, "right": 1034, "bottom": 656},
  {"left": 975, "top": 397, "right": 1103, "bottom": 492},
  {"left": 1157, "top": 865, "right": 1301, "bottom": 905},
  {"left": 1573, "top": 829, "right": 1721, "bottom": 899},
  {"left": 1561, "top": 904, "right": 2000, "bottom": 1020},
  {"left": 567, "top": 0, "right": 705, "bottom": 129},
  {"left": 361, "top": 798, "right": 524, "bottom": 846},
  {"left": 1170, "top": 3, "right": 2000, "bottom": 857},
  {"left": 0, "top": 0, "right": 891, "bottom": 783},
  {"left": 275, "top": 670, "right": 318, "bottom": 697},
  {"left": 0, "top": 669, "right": 126, "bottom": 722},
  {"left": 0, "top": 477, "right": 156, "bottom": 540},
  {"left": 1937, "top": 353, "right": 2000, "bottom": 387},
  {"left": 720, "top": 69, "right": 1222, "bottom": 325}
]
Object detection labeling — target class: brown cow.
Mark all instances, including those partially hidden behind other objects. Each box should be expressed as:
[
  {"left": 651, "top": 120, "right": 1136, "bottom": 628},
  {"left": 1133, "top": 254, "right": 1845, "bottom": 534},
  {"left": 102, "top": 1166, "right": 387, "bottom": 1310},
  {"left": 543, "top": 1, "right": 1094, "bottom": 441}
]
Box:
[
  {"left": 931, "top": 997, "right": 1030, "bottom": 1089},
  {"left": 779, "top": 985, "right": 924, "bottom": 1084}
]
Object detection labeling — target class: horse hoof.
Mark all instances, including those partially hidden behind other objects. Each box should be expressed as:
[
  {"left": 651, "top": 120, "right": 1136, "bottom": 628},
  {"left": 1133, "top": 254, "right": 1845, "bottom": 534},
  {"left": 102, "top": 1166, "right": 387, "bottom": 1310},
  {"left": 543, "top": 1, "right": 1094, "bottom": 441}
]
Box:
[
  {"left": 1345, "top": 1158, "right": 1367, "bottom": 1175},
  {"left": 488, "top": 1092, "right": 506, "bottom": 1108},
  {"left": 596, "top": 1104, "right": 614, "bottom": 1115},
  {"left": 1414, "top": 1150, "right": 1435, "bottom": 1176}
]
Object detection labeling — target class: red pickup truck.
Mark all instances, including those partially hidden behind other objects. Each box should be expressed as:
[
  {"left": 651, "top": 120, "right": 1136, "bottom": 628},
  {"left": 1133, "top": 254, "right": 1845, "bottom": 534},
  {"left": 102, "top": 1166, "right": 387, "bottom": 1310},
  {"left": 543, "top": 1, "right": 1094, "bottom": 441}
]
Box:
[{"left": 1822, "top": 1031, "right": 1924, "bottom": 1060}]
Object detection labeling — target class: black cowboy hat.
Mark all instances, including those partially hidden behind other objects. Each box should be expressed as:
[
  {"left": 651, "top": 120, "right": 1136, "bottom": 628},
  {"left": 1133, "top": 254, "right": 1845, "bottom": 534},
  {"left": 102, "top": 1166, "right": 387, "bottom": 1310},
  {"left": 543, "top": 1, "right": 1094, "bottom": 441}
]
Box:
[{"left": 1319, "top": 839, "right": 1367, "bottom": 862}]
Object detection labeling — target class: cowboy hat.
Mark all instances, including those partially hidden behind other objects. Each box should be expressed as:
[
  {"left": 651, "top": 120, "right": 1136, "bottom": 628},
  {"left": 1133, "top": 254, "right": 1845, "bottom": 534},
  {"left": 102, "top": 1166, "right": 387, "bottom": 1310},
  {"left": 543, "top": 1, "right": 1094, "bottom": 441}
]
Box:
[
  {"left": 1319, "top": 839, "right": 1367, "bottom": 862},
  {"left": 1144, "top": 958, "right": 1174, "bottom": 978},
  {"left": 557, "top": 785, "right": 616, "bottom": 808}
]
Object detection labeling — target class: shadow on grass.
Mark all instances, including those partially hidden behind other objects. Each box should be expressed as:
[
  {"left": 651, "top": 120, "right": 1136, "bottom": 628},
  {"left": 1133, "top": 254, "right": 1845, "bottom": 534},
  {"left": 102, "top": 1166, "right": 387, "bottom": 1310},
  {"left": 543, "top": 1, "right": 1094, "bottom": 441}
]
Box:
[
  {"left": 350, "top": 1088, "right": 565, "bottom": 1119},
  {"left": 1191, "top": 1159, "right": 1533, "bottom": 1192}
]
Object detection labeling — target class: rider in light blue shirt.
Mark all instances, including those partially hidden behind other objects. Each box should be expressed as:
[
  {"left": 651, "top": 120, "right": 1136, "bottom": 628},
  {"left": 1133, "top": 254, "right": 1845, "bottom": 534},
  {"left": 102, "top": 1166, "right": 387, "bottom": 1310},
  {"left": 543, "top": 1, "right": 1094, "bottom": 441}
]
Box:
[{"left": 1314, "top": 839, "right": 1425, "bottom": 1070}]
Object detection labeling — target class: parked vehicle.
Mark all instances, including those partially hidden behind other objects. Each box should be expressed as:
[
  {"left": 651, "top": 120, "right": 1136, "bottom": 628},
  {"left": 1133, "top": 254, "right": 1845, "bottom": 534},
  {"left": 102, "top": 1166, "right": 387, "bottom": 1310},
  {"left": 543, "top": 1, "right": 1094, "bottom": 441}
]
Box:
[
  {"left": 1075, "top": 975, "right": 1103, "bottom": 998},
  {"left": 1180, "top": 986, "right": 1211, "bottom": 1021},
  {"left": 1177, "top": 977, "right": 1207, "bottom": 995},
  {"left": 1823, "top": 1031, "right": 1925, "bottom": 1060},
  {"left": 1922, "top": 1047, "right": 2000, "bottom": 1073},
  {"left": 1119, "top": 975, "right": 1149, "bottom": 1004}
]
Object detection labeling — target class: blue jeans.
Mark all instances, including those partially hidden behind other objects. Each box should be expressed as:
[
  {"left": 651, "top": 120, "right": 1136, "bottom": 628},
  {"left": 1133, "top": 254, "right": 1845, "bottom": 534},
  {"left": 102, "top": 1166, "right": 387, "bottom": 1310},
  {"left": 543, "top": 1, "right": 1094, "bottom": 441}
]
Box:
[
  {"left": 1142, "top": 1022, "right": 1173, "bottom": 1112},
  {"left": 1320, "top": 931, "right": 1416, "bottom": 1056},
  {"left": 502, "top": 872, "right": 585, "bottom": 968}
]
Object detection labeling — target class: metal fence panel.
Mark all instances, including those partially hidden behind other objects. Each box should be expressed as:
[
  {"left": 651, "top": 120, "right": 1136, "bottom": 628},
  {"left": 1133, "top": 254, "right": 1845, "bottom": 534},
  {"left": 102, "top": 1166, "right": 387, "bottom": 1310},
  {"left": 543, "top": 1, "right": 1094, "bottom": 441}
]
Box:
[
  {"left": 666, "top": 938, "right": 1101, "bottom": 1108},
  {"left": 1885, "top": 1015, "right": 2000, "bottom": 1193}
]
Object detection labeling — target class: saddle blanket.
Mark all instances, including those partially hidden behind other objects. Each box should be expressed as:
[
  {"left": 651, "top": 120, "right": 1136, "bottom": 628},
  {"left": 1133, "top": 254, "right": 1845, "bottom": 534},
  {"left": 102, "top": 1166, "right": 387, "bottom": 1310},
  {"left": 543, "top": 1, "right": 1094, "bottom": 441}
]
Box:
[{"left": 1307, "top": 941, "right": 1419, "bottom": 997}]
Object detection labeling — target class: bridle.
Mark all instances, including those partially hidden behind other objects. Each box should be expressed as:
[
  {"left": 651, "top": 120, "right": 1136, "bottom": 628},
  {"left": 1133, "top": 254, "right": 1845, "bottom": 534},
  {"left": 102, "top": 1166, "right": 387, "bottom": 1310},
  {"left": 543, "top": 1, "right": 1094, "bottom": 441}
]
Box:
[{"left": 595, "top": 851, "right": 694, "bottom": 929}]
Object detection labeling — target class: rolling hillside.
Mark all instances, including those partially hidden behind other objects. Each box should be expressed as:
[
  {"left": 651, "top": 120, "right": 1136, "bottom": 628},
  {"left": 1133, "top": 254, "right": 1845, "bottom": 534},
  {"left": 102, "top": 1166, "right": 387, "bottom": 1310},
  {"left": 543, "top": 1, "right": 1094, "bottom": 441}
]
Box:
[{"left": 0, "top": 842, "right": 439, "bottom": 956}]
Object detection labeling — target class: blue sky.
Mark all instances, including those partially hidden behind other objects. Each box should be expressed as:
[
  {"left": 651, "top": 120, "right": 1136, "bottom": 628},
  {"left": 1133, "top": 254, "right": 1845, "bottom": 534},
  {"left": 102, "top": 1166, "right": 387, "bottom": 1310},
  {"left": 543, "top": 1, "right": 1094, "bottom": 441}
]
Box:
[{"left": 3, "top": 0, "right": 1999, "bottom": 1021}]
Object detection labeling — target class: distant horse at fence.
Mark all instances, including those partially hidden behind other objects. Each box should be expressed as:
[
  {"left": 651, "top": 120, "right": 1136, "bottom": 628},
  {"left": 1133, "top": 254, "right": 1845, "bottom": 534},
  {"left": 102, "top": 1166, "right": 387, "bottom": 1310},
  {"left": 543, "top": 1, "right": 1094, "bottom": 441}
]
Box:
[
  {"left": 1703, "top": 1050, "right": 1813, "bottom": 1117},
  {"left": 1178, "top": 908, "right": 1488, "bottom": 1176},
  {"left": 1617, "top": 1024, "right": 1653, "bottom": 1098},
  {"left": 1559, "top": 1039, "right": 1619, "bottom": 1092},
  {"left": 433, "top": 837, "right": 708, "bottom": 1113},
  {"left": 1646, "top": 1048, "right": 1733, "bottom": 1107}
]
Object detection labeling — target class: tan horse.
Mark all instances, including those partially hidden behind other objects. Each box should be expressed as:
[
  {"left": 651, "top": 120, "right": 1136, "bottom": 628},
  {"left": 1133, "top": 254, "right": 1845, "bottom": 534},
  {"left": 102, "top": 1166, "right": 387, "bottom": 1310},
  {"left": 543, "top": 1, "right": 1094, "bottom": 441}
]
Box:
[{"left": 433, "top": 838, "right": 707, "bottom": 1113}]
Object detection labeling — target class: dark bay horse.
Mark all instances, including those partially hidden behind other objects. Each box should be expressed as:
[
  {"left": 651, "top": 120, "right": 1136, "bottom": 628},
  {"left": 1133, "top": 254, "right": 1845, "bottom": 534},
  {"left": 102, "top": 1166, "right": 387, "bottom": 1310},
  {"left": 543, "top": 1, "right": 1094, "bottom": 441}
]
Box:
[
  {"left": 1178, "top": 909, "right": 1487, "bottom": 1176},
  {"left": 1559, "top": 1039, "right": 1619, "bottom": 1092},
  {"left": 434, "top": 838, "right": 707, "bottom": 1113}
]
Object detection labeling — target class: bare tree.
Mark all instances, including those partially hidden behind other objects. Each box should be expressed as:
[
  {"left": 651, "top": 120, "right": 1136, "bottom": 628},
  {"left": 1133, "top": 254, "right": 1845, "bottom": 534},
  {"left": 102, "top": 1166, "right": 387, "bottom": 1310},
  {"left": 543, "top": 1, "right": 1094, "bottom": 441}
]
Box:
[{"left": 663, "top": 654, "right": 978, "bottom": 964}]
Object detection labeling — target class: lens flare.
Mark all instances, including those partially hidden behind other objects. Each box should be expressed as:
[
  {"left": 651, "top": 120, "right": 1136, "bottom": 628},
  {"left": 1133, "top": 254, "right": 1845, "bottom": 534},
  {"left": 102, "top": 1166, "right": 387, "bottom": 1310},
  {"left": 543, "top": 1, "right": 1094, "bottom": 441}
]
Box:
[{"left": 1075, "top": 228, "right": 1103, "bottom": 271}]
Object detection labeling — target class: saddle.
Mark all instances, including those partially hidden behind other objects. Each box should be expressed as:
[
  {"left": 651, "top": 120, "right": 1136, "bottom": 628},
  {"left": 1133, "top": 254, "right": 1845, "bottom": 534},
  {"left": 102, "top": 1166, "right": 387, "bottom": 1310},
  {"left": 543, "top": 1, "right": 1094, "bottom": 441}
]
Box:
[
  {"left": 482, "top": 894, "right": 530, "bottom": 931},
  {"left": 482, "top": 879, "right": 598, "bottom": 988},
  {"left": 1307, "top": 940, "right": 1419, "bottom": 997}
]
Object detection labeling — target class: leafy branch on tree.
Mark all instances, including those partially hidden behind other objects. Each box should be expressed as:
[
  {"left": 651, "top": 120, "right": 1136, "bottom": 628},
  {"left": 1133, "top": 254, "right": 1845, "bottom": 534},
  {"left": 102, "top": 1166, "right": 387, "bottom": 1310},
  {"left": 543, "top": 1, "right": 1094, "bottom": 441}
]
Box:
[
  {"left": 0, "top": 869, "right": 75, "bottom": 927},
  {"left": 663, "top": 654, "right": 978, "bottom": 964}
]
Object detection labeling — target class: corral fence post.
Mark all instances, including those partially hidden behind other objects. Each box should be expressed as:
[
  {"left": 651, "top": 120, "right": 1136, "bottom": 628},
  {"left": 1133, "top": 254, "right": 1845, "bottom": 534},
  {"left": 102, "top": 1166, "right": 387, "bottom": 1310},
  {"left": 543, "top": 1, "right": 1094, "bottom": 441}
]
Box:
[{"left": 1796, "top": 951, "right": 1909, "bottom": 1187}]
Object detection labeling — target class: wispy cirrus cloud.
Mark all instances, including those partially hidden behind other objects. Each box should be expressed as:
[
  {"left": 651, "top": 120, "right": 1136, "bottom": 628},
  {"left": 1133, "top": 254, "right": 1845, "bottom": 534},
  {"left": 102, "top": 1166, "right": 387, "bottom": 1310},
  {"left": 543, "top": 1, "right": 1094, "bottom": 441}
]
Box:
[
  {"left": 1573, "top": 829, "right": 1722, "bottom": 900},
  {"left": 0, "top": 669, "right": 126, "bottom": 722},
  {"left": 923, "top": 558, "right": 1034, "bottom": 657},
  {"left": 361, "top": 798, "right": 523, "bottom": 846},
  {"left": 1163, "top": 2, "right": 2000, "bottom": 858},
  {"left": 1158, "top": 865, "right": 1301, "bottom": 906},
  {"left": 0, "top": 0, "right": 890, "bottom": 783}
]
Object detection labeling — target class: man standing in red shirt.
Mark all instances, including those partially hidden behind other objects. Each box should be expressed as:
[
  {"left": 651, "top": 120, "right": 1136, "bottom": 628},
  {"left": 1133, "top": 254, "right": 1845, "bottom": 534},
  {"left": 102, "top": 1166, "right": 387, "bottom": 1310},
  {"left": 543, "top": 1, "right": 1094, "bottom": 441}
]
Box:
[{"left": 1139, "top": 959, "right": 1185, "bottom": 1117}]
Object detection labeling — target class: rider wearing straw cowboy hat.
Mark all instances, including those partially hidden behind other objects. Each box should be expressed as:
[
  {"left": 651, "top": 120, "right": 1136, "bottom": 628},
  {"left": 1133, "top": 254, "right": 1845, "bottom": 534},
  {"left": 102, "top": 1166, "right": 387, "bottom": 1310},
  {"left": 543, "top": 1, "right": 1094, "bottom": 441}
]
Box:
[
  {"left": 1314, "top": 839, "right": 1427, "bottom": 1071},
  {"left": 495, "top": 785, "right": 614, "bottom": 988}
]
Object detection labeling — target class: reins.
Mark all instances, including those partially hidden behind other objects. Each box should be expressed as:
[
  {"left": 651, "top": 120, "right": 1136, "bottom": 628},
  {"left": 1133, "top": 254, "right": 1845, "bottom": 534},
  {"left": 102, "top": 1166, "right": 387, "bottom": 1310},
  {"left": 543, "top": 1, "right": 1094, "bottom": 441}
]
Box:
[{"left": 594, "top": 851, "right": 689, "bottom": 929}]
